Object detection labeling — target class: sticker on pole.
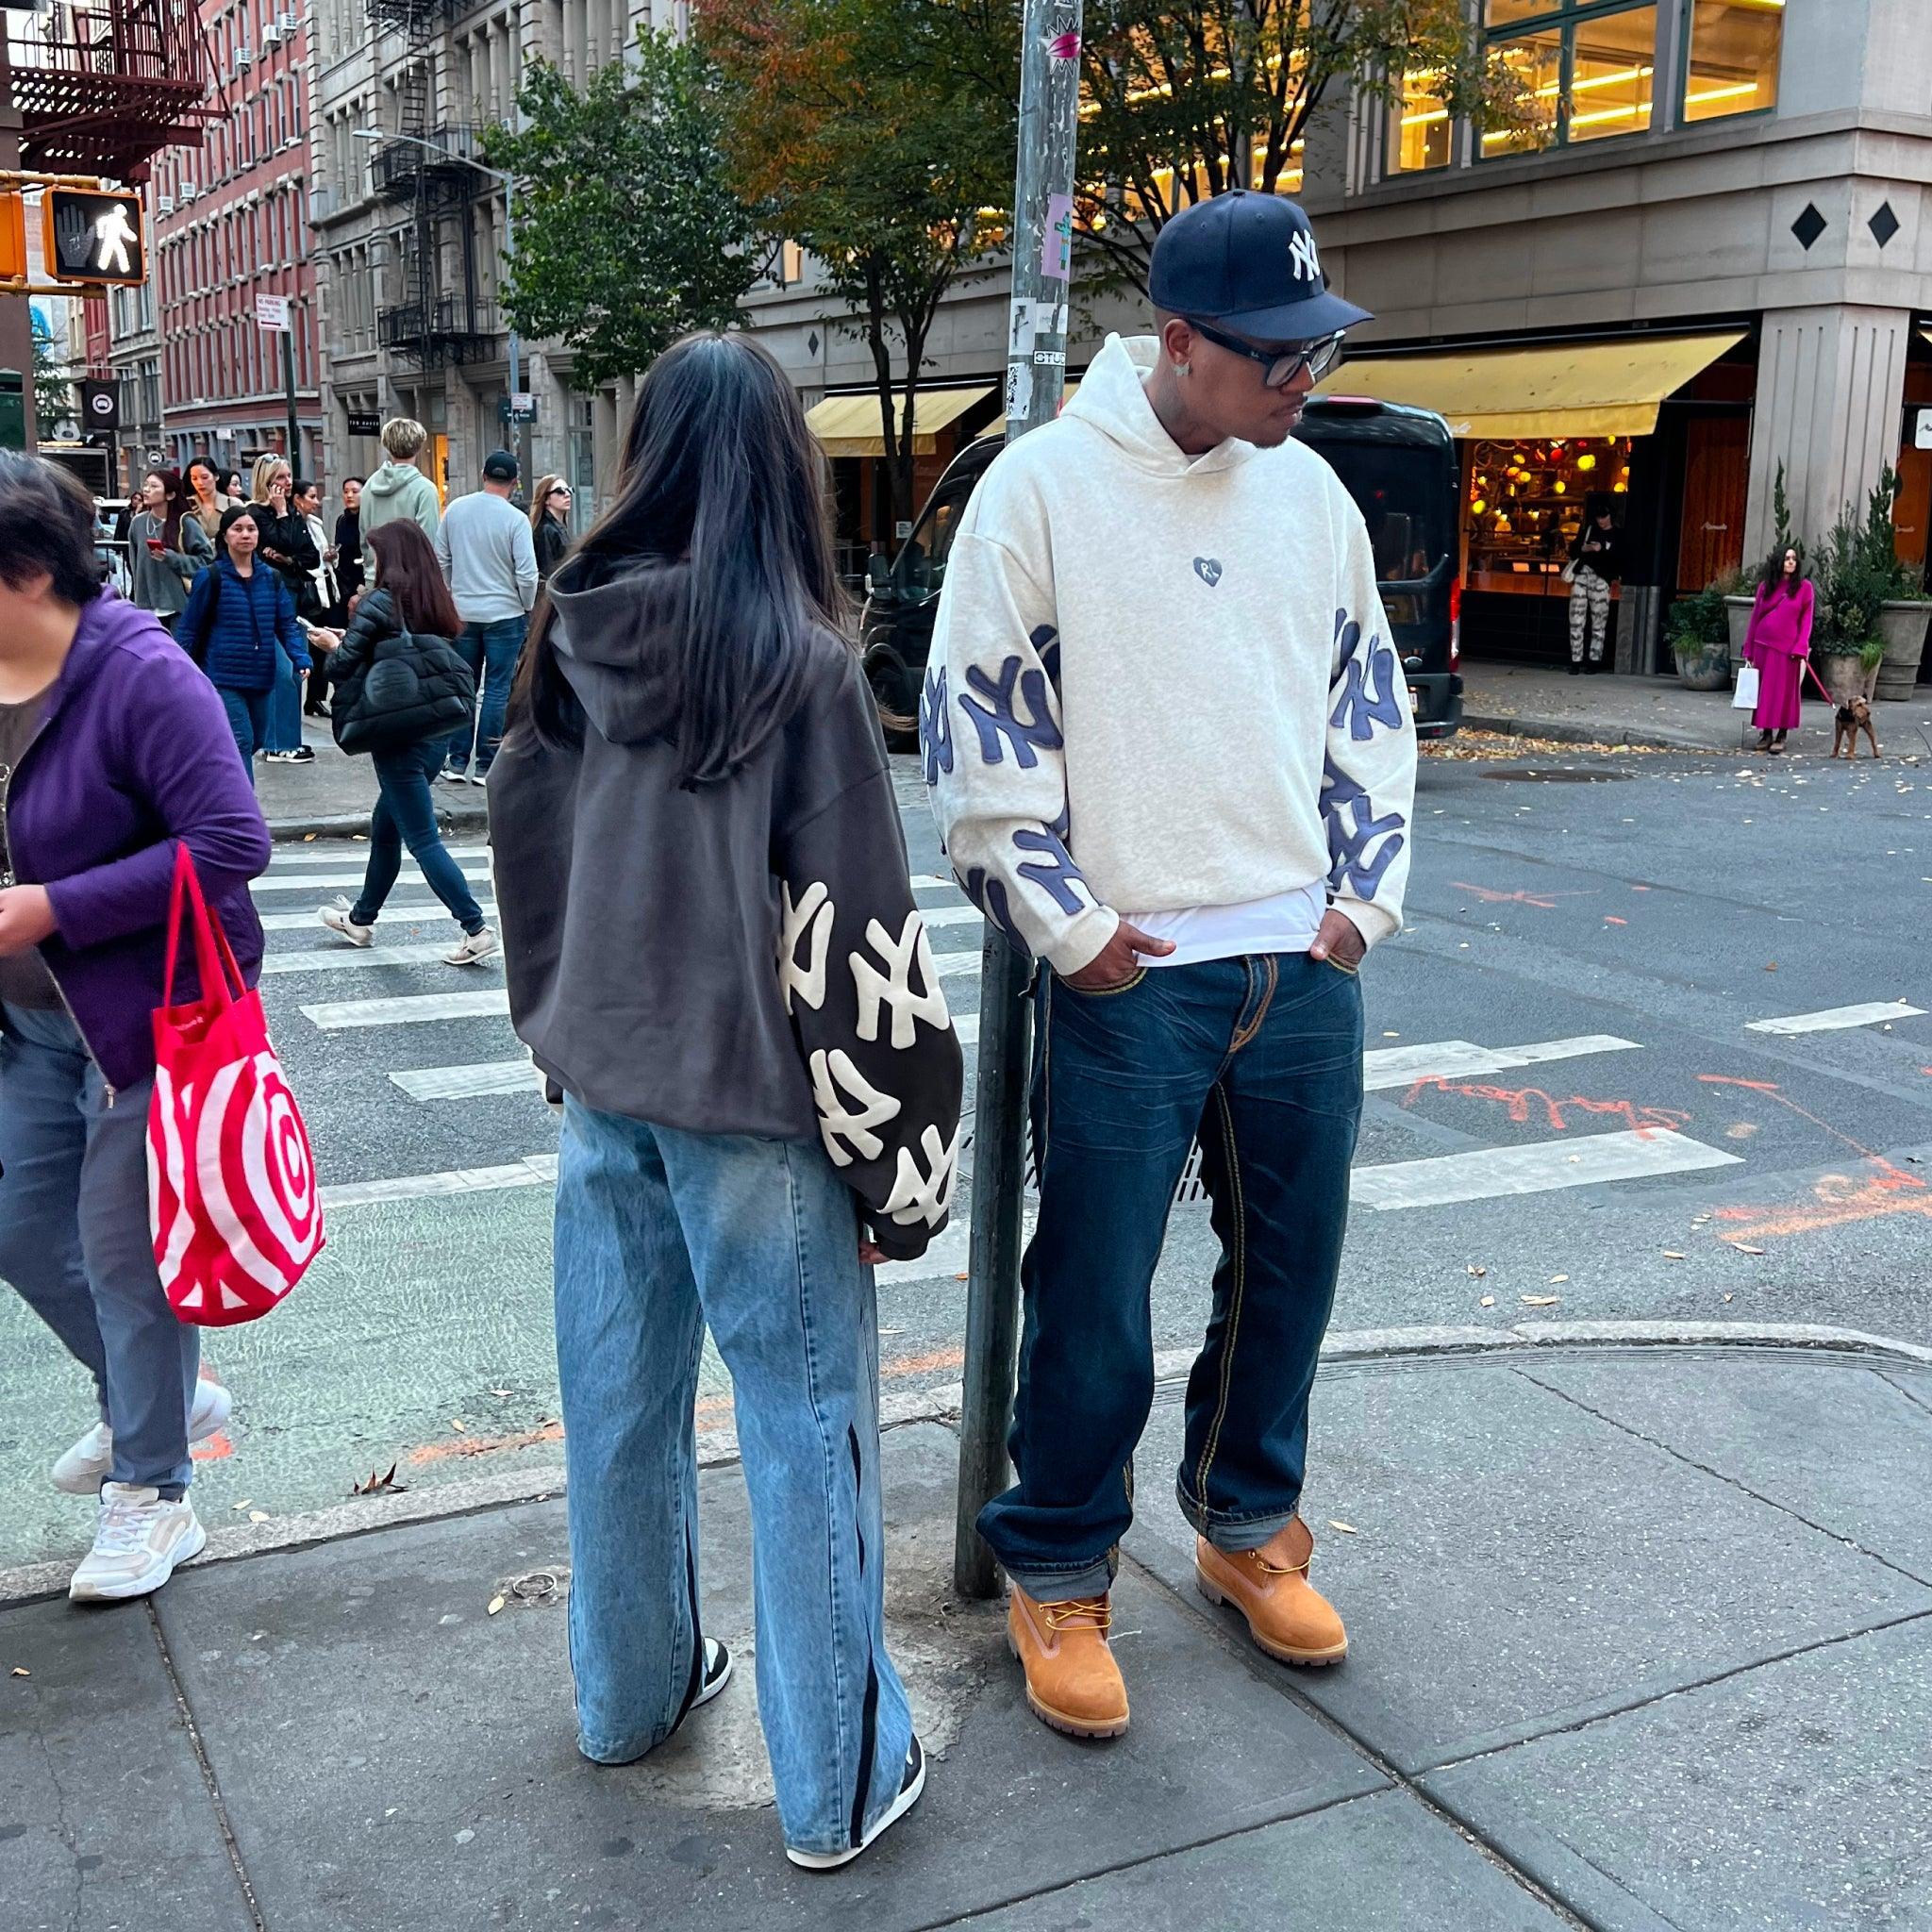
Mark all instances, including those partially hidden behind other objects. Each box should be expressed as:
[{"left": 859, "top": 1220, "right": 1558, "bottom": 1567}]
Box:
[
  {"left": 255, "top": 293, "right": 291, "bottom": 332},
  {"left": 1004, "top": 358, "right": 1035, "bottom": 422},
  {"left": 1041, "top": 193, "right": 1074, "bottom": 281}
]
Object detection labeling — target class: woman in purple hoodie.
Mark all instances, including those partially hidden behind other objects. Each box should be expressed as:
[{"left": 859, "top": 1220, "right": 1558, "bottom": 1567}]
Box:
[{"left": 0, "top": 455, "right": 272, "bottom": 1604}]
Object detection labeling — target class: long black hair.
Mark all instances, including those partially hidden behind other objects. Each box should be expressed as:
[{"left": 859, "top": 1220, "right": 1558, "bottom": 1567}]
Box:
[
  {"left": 1758, "top": 541, "right": 1807, "bottom": 597},
  {"left": 508, "top": 331, "right": 845, "bottom": 784}
]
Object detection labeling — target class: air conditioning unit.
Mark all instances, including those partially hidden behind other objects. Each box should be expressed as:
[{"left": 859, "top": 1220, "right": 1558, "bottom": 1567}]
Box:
[
  {"left": 179, "top": 181, "right": 197, "bottom": 202},
  {"left": 279, "top": 10, "right": 299, "bottom": 32},
  {"left": 263, "top": 21, "right": 282, "bottom": 43},
  {"left": 236, "top": 47, "right": 253, "bottom": 69},
  {"left": 158, "top": 193, "right": 175, "bottom": 214}
]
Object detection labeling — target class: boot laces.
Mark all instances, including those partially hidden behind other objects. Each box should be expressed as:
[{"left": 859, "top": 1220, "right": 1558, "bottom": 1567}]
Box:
[{"left": 1042, "top": 1595, "right": 1111, "bottom": 1633}]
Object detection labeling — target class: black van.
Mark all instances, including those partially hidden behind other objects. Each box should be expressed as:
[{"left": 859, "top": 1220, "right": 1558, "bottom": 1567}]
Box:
[{"left": 859, "top": 393, "right": 1464, "bottom": 744}]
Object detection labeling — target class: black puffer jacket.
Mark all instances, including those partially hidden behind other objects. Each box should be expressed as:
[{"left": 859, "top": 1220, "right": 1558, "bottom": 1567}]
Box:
[{"left": 326, "top": 588, "right": 475, "bottom": 756}]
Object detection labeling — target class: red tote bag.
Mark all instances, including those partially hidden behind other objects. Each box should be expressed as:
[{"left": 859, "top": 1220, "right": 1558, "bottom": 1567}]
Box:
[{"left": 147, "top": 843, "right": 325, "bottom": 1324}]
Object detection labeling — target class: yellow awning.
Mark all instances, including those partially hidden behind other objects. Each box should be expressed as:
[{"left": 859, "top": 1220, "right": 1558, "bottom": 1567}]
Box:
[
  {"left": 806, "top": 386, "right": 993, "bottom": 458},
  {"left": 1313, "top": 332, "right": 1746, "bottom": 441}
]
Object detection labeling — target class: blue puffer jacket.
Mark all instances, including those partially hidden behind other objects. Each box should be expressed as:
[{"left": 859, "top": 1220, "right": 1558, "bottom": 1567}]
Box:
[{"left": 176, "top": 557, "right": 308, "bottom": 692}]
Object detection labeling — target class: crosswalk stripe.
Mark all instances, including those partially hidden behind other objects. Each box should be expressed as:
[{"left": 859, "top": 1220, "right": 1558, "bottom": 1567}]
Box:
[
  {"left": 267, "top": 845, "right": 491, "bottom": 869},
  {"left": 1745, "top": 1002, "right": 1925, "bottom": 1036},
  {"left": 261, "top": 942, "right": 499, "bottom": 976},
  {"left": 1362, "top": 1034, "right": 1640, "bottom": 1091},
  {"left": 301, "top": 989, "right": 511, "bottom": 1030},
  {"left": 921, "top": 905, "right": 981, "bottom": 930},
  {"left": 1350, "top": 1127, "right": 1741, "bottom": 1212},
  {"left": 258, "top": 903, "right": 498, "bottom": 933},
  {"left": 391, "top": 1056, "right": 539, "bottom": 1101},
  {"left": 254, "top": 866, "right": 492, "bottom": 893}
]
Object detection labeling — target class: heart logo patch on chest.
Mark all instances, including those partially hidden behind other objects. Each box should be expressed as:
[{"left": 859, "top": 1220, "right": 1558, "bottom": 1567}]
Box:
[{"left": 1192, "top": 557, "right": 1223, "bottom": 588}]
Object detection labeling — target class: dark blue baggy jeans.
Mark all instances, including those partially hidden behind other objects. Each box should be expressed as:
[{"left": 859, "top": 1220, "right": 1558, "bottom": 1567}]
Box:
[{"left": 979, "top": 952, "right": 1364, "bottom": 1601}]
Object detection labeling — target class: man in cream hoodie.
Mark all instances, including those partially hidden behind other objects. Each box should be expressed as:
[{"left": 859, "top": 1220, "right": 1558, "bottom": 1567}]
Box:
[{"left": 924, "top": 192, "right": 1415, "bottom": 1739}]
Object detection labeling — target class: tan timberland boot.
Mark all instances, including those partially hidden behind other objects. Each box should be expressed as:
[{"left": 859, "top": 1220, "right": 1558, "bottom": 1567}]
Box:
[
  {"left": 1195, "top": 1516, "right": 1348, "bottom": 1666},
  {"left": 1006, "top": 1585, "right": 1130, "bottom": 1739}
]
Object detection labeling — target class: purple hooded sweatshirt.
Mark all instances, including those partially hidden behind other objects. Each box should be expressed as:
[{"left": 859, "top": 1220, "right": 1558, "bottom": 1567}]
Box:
[{"left": 4, "top": 590, "right": 271, "bottom": 1091}]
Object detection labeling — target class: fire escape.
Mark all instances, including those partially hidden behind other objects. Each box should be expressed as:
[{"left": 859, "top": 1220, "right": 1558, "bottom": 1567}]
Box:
[
  {"left": 3, "top": 0, "right": 219, "bottom": 178},
  {"left": 368, "top": 0, "right": 487, "bottom": 370}
]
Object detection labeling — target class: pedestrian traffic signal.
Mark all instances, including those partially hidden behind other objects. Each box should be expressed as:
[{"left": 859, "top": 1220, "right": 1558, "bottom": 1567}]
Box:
[{"left": 42, "top": 188, "right": 145, "bottom": 285}]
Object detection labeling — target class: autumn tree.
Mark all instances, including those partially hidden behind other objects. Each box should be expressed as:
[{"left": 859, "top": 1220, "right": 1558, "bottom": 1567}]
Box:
[
  {"left": 1077, "top": 0, "right": 1539, "bottom": 292},
  {"left": 484, "top": 30, "right": 765, "bottom": 390},
  {"left": 702, "top": 0, "right": 1019, "bottom": 535}
]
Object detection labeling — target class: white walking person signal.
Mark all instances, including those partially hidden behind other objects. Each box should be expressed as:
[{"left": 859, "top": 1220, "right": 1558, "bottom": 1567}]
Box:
[{"left": 94, "top": 205, "right": 139, "bottom": 275}]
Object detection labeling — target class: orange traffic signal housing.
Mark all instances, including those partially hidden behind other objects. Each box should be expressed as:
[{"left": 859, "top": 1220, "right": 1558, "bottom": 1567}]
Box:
[
  {"left": 41, "top": 187, "right": 146, "bottom": 285},
  {"left": 0, "top": 192, "right": 26, "bottom": 282}
]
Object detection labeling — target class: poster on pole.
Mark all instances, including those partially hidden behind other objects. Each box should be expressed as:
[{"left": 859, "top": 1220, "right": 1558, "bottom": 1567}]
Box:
[{"left": 255, "top": 293, "right": 291, "bottom": 332}]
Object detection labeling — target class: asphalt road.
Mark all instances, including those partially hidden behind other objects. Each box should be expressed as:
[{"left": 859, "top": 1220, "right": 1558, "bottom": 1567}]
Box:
[{"left": 2, "top": 741, "right": 1928, "bottom": 1572}]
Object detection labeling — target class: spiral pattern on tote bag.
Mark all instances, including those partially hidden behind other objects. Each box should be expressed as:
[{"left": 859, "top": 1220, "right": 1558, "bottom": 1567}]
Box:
[{"left": 195, "top": 1052, "right": 324, "bottom": 1298}]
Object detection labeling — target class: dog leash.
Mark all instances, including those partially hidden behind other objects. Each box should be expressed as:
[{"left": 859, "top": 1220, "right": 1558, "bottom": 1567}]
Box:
[{"left": 1802, "top": 658, "right": 1837, "bottom": 704}]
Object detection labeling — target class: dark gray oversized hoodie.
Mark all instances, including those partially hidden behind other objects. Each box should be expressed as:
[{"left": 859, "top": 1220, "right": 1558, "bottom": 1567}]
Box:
[{"left": 489, "top": 558, "right": 964, "bottom": 1261}]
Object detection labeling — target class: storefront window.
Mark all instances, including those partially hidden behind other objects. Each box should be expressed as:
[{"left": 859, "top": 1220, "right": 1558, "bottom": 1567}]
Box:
[
  {"left": 1465, "top": 435, "right": 1634, "bottom": 593},
  {"left": 1480, "top": 1, "right": 1661, "bottom": 157},
  {"left": 1683, "top": 0, "right": 1782, "bottom": 125},
  {"left": 1390, "top": 69, "right": 1454, "bottom": 174}
]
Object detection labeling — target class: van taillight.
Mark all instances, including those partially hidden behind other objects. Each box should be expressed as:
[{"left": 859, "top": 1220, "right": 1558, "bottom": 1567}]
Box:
[{"left": 1448, "top": 577, "right": 1462, "bottom": 670}]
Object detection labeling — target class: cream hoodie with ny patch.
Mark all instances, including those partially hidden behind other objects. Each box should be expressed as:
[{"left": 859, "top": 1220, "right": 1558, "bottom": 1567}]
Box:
[{"left": 922, "top": 333, "right": 1417, "bottom": 975}]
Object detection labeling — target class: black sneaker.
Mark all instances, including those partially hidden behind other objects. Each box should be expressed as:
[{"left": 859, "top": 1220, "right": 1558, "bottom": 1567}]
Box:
[
  {"left": 692, "top": 1638, "right": 732, "bottom": 1711},
  {"left": 786, "top": 1738, "right": 926, "bottom": 1872}
]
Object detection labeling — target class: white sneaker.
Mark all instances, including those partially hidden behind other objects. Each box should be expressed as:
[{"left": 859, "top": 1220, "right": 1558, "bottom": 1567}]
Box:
[
  {"left": 68, "top": 1484, "right": 208, "bottom": 1602},
  {"left": 444, "top": 927, "right": 498, "bottom": 967},
  {"left": 786, "top": 1738, "right": 926, "bottom": 1871},
  {"left": 51, "top": 1377, "right": 233, "bottom": 1495},
  {"left": 320, "top": 905, "right": 375, "bottom": 947},
  {"left": 467, "top": 767, "right": 491, "bottom": 787}
]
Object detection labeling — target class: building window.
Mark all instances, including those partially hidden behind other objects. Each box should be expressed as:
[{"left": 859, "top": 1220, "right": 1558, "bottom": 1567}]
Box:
[
  {"left": 1480, "top": 0, "right": 1659, "bottom": 158},
  {"left": 1390, "top": 68, "right": 1456, "bottom": 175},
  {"left": 1682, "top": 0, "right": 1781, "bottom": 124}
]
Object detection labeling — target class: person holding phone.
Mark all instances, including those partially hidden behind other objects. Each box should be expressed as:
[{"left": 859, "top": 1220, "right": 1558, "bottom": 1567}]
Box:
[{"left": 126, "top": 468, "right": 212, "bottom": 635}]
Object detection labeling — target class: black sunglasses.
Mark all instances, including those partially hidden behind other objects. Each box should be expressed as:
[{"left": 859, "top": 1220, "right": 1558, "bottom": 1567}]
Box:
[{"left": 1186, "top": 321, "right": 1346, "bottom": 390}]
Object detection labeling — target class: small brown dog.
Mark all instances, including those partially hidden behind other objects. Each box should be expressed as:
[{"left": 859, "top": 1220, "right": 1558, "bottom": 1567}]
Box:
[{"left": 1832, "top": 696, "right": 1880, "bottom": 759}]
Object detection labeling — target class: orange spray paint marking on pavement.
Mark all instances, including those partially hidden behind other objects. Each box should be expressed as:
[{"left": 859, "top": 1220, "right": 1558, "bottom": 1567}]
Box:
[
  {"left": 1450, "top": 881, "right": 1593, "bottom": 910},
  {"left": 1403, "top": 1075, "right": 1690, "bottom": 1138},
  {"left": 190, "top": 1431, "right": 234, "bottom": 1464}
]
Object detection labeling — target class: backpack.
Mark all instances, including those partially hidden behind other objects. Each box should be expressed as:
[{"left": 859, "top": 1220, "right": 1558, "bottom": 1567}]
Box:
[{"left": 331, "top": 620, "right": 475, "bottom": 757}]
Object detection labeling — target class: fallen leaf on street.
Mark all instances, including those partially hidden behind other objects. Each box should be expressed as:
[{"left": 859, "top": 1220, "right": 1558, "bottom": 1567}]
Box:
[
  {"left": 955, "top": 1271, "right": 969, "bottom": 1280},
  {"left": 489, "top": 1388, "right": 512, "bottom": 1399},
  {"left": 1546, "top": 1274, "right": 1569, "bottom": 1284},
  {"left": 1726, "top": 1242, "right": 1767, "bottom": 1256},
  {"left": 351, "top": 1463, "right": 407, "bottom": 1498},
  {"left": 487, "top": 1595, "right": 506, "bottom": 1616},
  {"left": 1521, "top": 1294, "right": 1561, "bottom": 1307},
  {"left": 10, "top": 1667, "right": 28, "bottom": 1677},
  {"left": 1479, "top": 1294, "right": 1496, "bottom": 1307},
  {"left": 1662, "top": 1251, "right": 1685, "bottom": 1260},
  {"left": 303, "top": 833, "right": 316, "bottom": 842},
  {"left": 1327, "top": 1521, "right": 1358, "bottom": 1535},
  {"left": 230, "top": 1498, "right": 253, "bottom": 1512},
  {"left": 1765, "top": 961, "right": 1777, "bottom": 972},
  {"left": 247, "top": 1510, "right": 270, "bottom": 1524},
  {"left": 1724, "top": 1292, "right": 1735, "bottom": 1302},
  {"left": 1466, "top": 1264, "right": 1488, "bottom": 1278},
  {"left": 450, "top": 1419, "right": 467, "bottom": 1433}
]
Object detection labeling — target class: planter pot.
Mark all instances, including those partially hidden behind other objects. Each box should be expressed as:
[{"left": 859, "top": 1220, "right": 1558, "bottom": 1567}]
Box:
[
  {"left": 1673, "top": 638, "right": 1731, "bottom": 691},
  {"left": 1819, "top": 652, "right": 1880, "bottom": 707},
  {"left": 1724, "top": 595, "right": 1755, "bottom": 672},
  {"left": 1875, "top": 599, "right": 1931, "bottom": 701}
]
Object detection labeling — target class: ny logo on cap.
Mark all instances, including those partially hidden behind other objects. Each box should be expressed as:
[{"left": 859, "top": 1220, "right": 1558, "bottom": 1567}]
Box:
[{"left": 1289, "top": 230, "right": 1322, "bottom": 283}]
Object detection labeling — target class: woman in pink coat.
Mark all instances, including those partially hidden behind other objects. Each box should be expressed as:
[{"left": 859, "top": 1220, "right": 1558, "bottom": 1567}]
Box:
[{"left": 1741, "top": 545, "right": 1813, "bottom": 755}]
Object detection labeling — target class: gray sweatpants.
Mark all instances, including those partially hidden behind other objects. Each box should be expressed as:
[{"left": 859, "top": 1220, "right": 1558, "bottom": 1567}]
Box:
[{"left": 0, "top": 1002, "right": 197, "bottom": 1495}]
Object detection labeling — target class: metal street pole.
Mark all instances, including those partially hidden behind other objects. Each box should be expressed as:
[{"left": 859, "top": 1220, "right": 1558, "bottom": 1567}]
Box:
[
  {"left": 282, "top": 328, "right": 300, "bottom": 472},
  {"left": 953, "top": 0, "right": 1085, "bottom": 1602}
]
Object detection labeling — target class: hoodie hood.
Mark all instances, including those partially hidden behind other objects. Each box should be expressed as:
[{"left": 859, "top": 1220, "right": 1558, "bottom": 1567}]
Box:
[
  {"left": 544, "top": 554, "right": 685, "bottom": 746},
  {"left": 361, "top": 459, "right": 431, "bottom": 505},
  {"left": 1061, "top": 334, "right": 1259, "bottom": 478}
]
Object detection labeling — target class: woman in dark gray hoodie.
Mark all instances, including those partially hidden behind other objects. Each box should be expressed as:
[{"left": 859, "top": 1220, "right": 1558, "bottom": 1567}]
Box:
[{"left": 492, "top": 334, "right": 962, "bottom": 1872}]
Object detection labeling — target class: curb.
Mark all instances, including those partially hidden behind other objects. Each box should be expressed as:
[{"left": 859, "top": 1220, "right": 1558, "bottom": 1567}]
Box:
[
  {"left": 268, "top": 803, "right": 491, "bottom": 843},
  {"left": 4, "top": 1322, "right": 1926, "bottom": 1608},
  {"left": 1459, "top": 709, "right": 1723, "bottom": 755}
]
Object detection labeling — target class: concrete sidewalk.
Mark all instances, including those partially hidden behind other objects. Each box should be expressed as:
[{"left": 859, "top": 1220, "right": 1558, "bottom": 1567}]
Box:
[
  {"left": 256, "top": 717, "right": 490, "bottom": 842},
  {"left": 8, "top": 1327, "right": 1932, "bottom": 1932},
  {"left": 1460, "top": 659, "right": 1932, "bottom": 755}
]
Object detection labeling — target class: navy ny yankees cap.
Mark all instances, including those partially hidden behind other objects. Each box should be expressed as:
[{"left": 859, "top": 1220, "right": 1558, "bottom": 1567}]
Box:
[{"left": 1149, "top": 192, "right": 1372, "bottom": 343}]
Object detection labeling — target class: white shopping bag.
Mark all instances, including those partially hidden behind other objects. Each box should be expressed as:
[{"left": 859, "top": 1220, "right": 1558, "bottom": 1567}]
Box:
[{"left": 1732, "top": 663, "right": 1760, "bottom": 710}]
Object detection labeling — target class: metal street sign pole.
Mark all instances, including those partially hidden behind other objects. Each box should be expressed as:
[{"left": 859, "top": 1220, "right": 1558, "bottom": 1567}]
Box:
[
  {"left": 281, "top": 328, "right": 300, "bottom": 474},
  {"left": 953, "top": 0, "right": 1084, "bottom": 1602}
]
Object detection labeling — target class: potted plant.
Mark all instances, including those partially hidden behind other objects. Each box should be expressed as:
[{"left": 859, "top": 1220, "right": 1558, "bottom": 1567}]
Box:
[
  {"left": 1863, "top": 469, "right": 1931, "bottom": 700},
  {"left": 1666, "top": 581, "right": 1732, "bottom": 691},
  {"left": 1816, "top": 493, "right": 1890, "bottom": 705}
]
